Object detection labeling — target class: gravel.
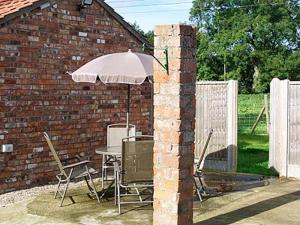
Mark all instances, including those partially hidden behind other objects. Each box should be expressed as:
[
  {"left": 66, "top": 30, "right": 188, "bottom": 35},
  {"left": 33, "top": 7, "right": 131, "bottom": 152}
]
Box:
[{"left": 0, "top": 180, "right": 97, "bottom": 207}]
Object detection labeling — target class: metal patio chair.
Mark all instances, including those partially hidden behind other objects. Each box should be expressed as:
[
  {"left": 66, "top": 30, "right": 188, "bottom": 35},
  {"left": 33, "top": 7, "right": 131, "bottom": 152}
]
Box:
[
  {"left": 101, "top": 123, "right": 136, "bottom": 188},
  {"left": 43, "top": 132, "right": 100, "bottom": 206},
  {"left": 194, "top": 129, "right": 213, "bottom": 201},
  {"left": 114, "top": 135, "right": 154, "bottom": 214}
]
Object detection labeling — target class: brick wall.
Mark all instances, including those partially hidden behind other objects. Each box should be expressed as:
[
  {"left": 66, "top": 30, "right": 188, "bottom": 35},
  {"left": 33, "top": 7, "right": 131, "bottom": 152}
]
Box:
[{"left": 0, "top": 0, "right": 152, "bottom": 194}]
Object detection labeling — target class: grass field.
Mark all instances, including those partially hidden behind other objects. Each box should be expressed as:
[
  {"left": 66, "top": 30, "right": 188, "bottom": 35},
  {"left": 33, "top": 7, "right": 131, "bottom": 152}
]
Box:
[
  {"left": 238, "top": 94, "right": 268, "bottom": 135},
  {"left": 237, "top": 94, "right": 278, "bottom": 176},
  {"left": 237, "top": 134, "right": 277, "bottom": 176}
]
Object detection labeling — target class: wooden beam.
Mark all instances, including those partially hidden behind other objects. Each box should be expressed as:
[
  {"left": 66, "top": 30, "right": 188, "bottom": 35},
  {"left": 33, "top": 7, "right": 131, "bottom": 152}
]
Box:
[{"left": 251, "top": 106, "right": 265, "bottom": 135}]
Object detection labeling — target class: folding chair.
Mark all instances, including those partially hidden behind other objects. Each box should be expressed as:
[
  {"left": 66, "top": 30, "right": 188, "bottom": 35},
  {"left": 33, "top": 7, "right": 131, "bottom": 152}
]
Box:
[
  {"left": 101, "top": 124, "right": 136, "bottom": 188},
  {"left": 194, "top": 129, "right": 213, "bottom": 201},
  {"left": 43, "top": 132, "right": 100, "bottom": 206},
  {"left": 114, "top": 135, "right": 154, "bottom": 214}
]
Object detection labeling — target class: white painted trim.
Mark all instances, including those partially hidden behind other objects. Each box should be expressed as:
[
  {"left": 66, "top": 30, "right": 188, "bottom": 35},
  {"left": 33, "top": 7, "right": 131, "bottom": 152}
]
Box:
[
  {"left": 196, "top": 81, "right": 229, "bottom": 85},
  {"left": 289, "top": 81, "right": 300, "bottom": 85}
]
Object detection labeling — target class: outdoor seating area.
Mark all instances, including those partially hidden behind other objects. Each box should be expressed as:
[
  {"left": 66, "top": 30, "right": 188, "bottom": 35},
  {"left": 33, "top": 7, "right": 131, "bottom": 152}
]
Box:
[
  {"left": 39, "top": 124, "right": 273, "bottom": 218},
  {"left": 1, "top": 1, "right": 300, "bottom": 224},
  {"left": 42, "top": 124, "right": 227, "bottom": 214},
  {"left": 43, "top": 124, "right": 154, "bottom": 213}
]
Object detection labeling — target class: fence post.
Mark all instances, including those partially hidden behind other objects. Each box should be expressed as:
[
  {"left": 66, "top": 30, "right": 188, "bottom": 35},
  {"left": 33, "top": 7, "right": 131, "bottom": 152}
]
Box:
[
  {"left": 269, "top": 78, "right": 289, "bottom": 177},
  {"left": 227, "top": 80, "right": 238, "bottom": 172},
  {"left": 269, "top": 78, "right": 278, "bottom": 171},
  {"left": 281, "top": 79, "right": 289, "bottom": 177}
]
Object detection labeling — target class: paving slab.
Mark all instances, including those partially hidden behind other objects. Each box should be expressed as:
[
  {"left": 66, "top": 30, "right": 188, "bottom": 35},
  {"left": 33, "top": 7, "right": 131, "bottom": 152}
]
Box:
[
  {"left": 1, "top": 177, "right": 300, "bottom": 225},
  {"left": 194, "top": 179, "right": 300, "bottom": 225}
]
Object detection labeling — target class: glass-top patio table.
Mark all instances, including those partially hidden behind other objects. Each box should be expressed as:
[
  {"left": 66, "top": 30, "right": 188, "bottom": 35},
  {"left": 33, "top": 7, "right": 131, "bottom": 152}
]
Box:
[{"left": 95, "top": 146, "right": 122, "bottom": 157}]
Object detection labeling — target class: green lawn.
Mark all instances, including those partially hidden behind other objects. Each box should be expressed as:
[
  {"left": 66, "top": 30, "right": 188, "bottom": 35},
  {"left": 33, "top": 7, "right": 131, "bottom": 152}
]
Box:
[
  {"left": 237, "top": 94, "right": 277, "bottom": 176},
  {"left": 237, "top": 134, "right": 277, "bottom": 176}
]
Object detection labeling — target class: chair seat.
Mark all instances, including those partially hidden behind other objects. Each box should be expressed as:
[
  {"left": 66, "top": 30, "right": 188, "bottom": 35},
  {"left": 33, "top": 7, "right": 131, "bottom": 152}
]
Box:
[
  {"left": 73, "top": 167, "right": 98, "bottom": 179},
  {"left": 58, "top": 166, "right": 98, "bottom": 179}
]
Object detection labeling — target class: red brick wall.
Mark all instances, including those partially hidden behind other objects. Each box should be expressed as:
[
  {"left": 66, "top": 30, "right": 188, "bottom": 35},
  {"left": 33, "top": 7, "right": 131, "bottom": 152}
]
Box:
[{"left": 0, "top": 0, "right": 152, "bottom": 193}]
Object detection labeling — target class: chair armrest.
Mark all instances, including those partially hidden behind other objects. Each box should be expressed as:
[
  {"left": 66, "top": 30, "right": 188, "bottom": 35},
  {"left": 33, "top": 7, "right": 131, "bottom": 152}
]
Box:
[
  {"left": 61, "top": 155, "right": 82, "bottom": 165},
  {"left": 63, "top": 160, "right": 91, "bottom": 169}
]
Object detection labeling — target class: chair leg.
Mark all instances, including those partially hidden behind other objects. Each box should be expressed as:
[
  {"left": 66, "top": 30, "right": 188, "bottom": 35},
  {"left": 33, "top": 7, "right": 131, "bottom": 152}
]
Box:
[
  {"left": 117, "top": 181, "right": 121, "bottom": 214},
  {"left": 101, "top": 156, "right": 105, "bottom": 189},
  {"left": 133, "top": 184, "right": 143, "bottom": 202},
  {"left": 84, "top": 176, "right": 93, "bottom": 194},
  {"left": 198, "top": 174, "right": 206, "bottom": 195},
  {"left": 104, "top": 164, "right": 107, "bottom": 182},
  {"left": 114, "top": 169, "right": 117, "bottom": 205},
  {"left": 193, "top": 176, "right": 202, "bottom": 201},
  {"left": 54, "top": 179, "right": 62, "bottom": 199},
  {"left": 115, "top": 169, "right": 121, "bottom": 214},
  {"left": 60, "top": 179, "right": 70, "bottom": 207},
  {"left": 86, "top": 166, "right": 100, "bottom": 203}
]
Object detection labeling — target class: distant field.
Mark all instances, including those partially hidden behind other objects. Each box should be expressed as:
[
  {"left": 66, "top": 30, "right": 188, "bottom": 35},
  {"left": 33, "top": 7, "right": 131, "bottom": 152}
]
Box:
[
  {"left": 238, "top": 94, "right": 268, "bottom": 135},
  {"left": 237, "top": 94, "right": 277, "bottom": 176},
  {"left": 237, "top": 134, "right": 277, "bottom": 176}
]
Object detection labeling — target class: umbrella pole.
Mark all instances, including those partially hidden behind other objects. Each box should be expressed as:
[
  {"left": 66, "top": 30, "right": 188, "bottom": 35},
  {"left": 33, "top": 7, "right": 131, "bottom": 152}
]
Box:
[{"left": 127, "top": 84, "right": 130, "bottom": 135}]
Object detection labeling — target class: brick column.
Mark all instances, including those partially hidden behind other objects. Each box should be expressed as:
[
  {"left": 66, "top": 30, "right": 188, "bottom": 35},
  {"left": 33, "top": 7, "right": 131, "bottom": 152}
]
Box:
[{"left": 153, "top": 25, "right": 196, "bottom": 225}]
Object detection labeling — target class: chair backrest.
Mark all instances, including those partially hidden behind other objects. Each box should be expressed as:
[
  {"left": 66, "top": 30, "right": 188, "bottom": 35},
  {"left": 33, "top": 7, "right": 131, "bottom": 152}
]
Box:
[
  {"left": 121, "top": 135, "right": 154, "bottom": 184},
  {"left": 196, "top": 129, "right": 214, "bottom": 171},
  {"left": 43, "top": 132, "right": 67, "bottom": 177},
  {"left": 107, "top": 123, "right": 135, "bottom": 153}
]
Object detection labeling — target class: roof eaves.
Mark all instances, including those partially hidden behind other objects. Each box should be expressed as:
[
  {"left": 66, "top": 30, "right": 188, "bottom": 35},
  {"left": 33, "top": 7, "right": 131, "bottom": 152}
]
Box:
[
  {"left": 0, "top": 0, "right": 52, "bottom": 27},
  {"left": 95, "top": 0, "right": 153, "bottom": 49},
  {"left": 0, "top": 0, "right": 153, "bottom": 49}
]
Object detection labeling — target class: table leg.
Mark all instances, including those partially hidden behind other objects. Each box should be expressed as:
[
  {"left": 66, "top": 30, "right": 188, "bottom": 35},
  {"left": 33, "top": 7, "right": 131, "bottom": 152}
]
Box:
[{"left": 101, "top": 155, "right": 105, "bottom": 189}]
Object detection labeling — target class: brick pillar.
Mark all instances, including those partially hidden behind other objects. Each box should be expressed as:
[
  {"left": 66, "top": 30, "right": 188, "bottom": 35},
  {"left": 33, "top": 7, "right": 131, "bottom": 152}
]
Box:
[{"left": 153, "top": 25, "right": 196, "bottom": 225}]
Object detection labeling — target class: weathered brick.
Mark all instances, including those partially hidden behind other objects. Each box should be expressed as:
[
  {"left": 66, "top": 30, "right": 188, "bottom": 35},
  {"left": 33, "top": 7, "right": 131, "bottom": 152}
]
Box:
[
  {"left": 153, "top": 25, "right": 196, "bottom": 225},
  {"left": 28, "top": 36, "right": 39, "bottom": 42}
]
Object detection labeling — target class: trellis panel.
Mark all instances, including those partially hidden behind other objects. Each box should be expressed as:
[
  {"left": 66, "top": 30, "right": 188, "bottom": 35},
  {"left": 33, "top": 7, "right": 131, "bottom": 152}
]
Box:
[{"left": 195, "top": 80, "right": 238, "bottom": 172}]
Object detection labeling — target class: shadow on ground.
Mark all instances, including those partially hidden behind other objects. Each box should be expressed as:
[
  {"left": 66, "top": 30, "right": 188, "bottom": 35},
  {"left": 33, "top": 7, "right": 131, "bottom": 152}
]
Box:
[
  {"left": 194, "top": 190, "right": 300, "bottom": 225},
  {"left": 3, "top": 173, "right": 297, "bottom": 225}
]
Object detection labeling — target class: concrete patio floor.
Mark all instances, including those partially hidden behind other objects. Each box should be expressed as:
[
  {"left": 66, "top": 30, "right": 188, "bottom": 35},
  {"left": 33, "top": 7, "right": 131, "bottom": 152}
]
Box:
[{"left": 1, "top": 177, "right": 300, "bottom": 225}]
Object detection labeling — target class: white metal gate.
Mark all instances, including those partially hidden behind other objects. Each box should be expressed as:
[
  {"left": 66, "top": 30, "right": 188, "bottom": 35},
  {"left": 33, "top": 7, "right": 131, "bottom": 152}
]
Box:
[
  {"left": 195, "top": 80, "right": 238, "bottom": 172},
  {"left": 270, "top": 78, "right": 300, "bottom": 178}
]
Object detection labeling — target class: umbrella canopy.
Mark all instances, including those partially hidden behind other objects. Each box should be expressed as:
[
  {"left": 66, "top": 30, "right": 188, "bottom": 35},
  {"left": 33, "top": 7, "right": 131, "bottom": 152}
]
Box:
[
  {"left": 68, "top": 49, "right": 154, "bottom": 130},
  {"left": 68, "top": 49, "right": 153, "bottom": 84}
]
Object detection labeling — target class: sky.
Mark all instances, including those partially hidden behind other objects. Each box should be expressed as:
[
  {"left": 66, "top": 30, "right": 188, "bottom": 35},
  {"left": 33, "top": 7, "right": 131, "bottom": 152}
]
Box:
[{"left": 104, "top": 0, "right": 193, "bottom": 32}]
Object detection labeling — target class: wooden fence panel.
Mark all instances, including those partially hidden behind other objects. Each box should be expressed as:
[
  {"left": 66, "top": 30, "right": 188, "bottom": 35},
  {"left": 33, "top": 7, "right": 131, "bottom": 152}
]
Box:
[{"left": 195, "top": 80, "right": 238, "bottom": 172}]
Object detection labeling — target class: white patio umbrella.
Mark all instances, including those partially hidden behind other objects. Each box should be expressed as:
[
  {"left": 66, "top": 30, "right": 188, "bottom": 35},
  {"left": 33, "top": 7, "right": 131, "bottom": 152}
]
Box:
[{"left": 68, "top": 49, "right": 154, "bottom": 128}]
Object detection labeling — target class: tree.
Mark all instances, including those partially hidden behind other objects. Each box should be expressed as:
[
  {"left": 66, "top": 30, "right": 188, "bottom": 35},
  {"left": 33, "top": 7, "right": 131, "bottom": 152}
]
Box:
[
  {"left": 130, "top": 22, "right": 154, "bottom": 46},
  {"left": 190, "top": 0, "right": 300, "bottom": 93}
]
